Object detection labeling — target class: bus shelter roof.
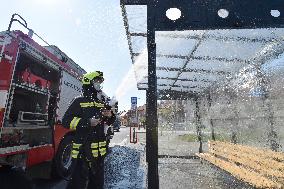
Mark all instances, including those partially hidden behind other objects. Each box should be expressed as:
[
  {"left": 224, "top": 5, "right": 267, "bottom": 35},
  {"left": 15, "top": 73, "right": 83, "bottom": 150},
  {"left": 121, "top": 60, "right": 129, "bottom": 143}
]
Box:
[{"left": 121, "top": 4, "right": 284, "bottom": 99}]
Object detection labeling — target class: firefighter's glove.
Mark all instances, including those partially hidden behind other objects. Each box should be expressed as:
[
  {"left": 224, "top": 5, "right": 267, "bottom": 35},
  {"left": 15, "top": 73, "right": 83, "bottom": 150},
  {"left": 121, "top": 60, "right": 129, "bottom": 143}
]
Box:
[{"left": 90, "top": 116, "right": 101, "bottom": 127}]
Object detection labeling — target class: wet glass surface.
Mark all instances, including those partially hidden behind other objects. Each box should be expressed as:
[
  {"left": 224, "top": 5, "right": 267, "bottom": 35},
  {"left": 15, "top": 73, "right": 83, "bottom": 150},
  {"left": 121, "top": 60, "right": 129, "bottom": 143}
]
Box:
[{"left": 124, "top": 4, "right": 284, "bottom": 188}]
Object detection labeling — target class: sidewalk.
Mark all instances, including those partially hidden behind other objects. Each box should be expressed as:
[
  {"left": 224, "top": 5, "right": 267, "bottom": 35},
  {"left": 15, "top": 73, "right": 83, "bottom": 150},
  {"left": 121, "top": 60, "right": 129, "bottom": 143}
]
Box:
[
  {"left": 159, "top": 157, "right": 254, "bottom": 189},
  {"left": 136, "top": 130, "right": 254, "bottom": 189}
]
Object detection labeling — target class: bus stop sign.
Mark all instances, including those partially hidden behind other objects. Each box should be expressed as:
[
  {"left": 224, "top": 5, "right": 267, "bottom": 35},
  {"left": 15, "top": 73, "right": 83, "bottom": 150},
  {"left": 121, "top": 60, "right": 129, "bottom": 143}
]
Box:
[{"left": 131, "top": 97, "right": 137, "bottom": 110}]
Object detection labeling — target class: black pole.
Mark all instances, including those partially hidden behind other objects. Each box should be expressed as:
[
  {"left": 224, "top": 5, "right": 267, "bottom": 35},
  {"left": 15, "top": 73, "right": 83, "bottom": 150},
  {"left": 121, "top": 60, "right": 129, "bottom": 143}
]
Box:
[
  {"left": 207, "top": 92, "right": 215, "bottom": 141},
  {"left": 146, "top": 1, "right": 159, "bottom": 188},
  {"left": 195, "top": 96, "right": 203, "bottom": 153},
  {"left": 256, "top": 67, "right": 279, "bottom": 151},
  {"left": 231, "top": 103, "right": 238, "bottom": 144}
]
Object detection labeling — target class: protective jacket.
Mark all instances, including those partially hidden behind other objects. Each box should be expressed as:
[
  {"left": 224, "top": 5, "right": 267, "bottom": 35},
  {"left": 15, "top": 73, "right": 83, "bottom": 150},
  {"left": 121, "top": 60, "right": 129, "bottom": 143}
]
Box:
[{"left": 62, "top": 92, "right": 115, "bottom": 160}]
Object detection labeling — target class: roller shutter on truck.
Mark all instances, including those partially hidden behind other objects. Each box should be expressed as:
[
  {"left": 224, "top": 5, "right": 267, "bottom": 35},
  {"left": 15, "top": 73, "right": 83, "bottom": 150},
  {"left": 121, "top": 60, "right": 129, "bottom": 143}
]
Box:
[{"left": 57, "top": 71, "right": 82, "bottom": 121}]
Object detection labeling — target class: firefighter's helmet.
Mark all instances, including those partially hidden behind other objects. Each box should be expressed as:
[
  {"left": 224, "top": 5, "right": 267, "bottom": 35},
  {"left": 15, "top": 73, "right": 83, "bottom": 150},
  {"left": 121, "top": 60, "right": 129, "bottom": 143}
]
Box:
[{"left": 82, "top": 71, "right": 104, "bottom": 85}]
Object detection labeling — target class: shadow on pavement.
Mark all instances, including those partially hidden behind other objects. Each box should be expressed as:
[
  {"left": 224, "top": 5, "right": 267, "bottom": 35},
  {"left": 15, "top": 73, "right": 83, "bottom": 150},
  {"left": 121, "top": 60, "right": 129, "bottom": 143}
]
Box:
[
  {"left": 0, "top": 166, "right": 33, "bottom": 189},
  {"left": 0, "top": 166, "right": 68, "bottom": 189},
  {"left": 33, "top": 178, "right": 67, "bottom": 189}
]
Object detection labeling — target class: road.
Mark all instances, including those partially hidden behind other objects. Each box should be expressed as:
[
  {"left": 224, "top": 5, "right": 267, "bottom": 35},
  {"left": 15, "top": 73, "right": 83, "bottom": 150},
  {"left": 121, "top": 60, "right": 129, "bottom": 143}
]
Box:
[
  {"left": 109, "top": 126, "right": 130, "bottom": 146},
  {"left": 0, "top": 126, "right": 131, "bottom": 189}
]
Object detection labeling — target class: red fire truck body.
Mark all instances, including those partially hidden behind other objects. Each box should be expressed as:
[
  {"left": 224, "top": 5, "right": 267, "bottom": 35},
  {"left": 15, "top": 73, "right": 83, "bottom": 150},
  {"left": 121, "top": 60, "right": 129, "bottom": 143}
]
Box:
[{"left": 0, "top": 29, "right": 85, "bottom": 177}]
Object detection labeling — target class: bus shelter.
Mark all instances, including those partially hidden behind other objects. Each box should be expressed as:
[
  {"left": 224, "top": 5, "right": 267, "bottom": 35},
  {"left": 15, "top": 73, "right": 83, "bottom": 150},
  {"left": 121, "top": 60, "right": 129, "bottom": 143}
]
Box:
[{"left": 120, "top": 1, "right": 284, "bottom": 188}]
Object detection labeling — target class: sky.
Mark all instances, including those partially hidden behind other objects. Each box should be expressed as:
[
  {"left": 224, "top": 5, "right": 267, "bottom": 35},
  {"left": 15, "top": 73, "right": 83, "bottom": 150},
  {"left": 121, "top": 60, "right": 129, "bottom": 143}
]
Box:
[{"left": 0, "top": 0, "right": 145, "bottom": 111}]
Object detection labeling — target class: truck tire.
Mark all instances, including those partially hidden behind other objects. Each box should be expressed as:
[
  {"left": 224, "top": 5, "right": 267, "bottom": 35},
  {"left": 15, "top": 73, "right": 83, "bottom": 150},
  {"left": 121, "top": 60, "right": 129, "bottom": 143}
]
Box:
[{"left": 52, "top": 134, "right": 74, "bottom": 179}]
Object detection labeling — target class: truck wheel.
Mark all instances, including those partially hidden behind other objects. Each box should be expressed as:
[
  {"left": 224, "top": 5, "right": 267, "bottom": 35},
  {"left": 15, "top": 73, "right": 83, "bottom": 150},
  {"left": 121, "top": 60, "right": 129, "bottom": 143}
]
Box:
[{"left": 52, "top": 134, "right": 74, "bottom": 179}]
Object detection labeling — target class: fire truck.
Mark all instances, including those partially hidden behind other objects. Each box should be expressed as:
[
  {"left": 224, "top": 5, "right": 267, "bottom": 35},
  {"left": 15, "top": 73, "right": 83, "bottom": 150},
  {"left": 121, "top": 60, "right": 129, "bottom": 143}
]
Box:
[{"left": 0, "top": 14, "right": 89, "bottom": 178}]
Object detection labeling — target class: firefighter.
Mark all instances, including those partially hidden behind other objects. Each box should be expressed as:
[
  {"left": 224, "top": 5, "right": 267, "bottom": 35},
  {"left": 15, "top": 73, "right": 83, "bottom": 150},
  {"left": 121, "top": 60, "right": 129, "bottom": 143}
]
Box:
[{"left": 62, "top": 71, "right": 115, "bottom": 189}]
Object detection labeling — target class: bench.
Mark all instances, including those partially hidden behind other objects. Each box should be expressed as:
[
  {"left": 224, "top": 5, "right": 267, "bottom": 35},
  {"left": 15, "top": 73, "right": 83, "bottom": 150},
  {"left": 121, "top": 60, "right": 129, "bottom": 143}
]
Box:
[{"left": 197, "top": 141, "right": 284, "bottom": 189}]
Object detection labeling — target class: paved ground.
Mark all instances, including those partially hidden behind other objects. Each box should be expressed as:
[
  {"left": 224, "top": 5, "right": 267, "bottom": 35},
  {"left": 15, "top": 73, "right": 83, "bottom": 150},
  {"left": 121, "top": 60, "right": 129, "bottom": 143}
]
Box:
[
  {"left": 155, "top": 130, "right": 254, "bottom": 189},
  {"left": 159, "top": 157, "right": 254, "bottom": 189},
  {"left": 158, "top": 130, "right": 207, "bottom": 156}
]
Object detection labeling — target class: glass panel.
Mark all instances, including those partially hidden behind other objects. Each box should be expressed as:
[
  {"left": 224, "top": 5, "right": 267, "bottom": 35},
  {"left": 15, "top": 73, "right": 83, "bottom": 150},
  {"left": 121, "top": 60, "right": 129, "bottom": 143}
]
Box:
[
  {"left": 179, "top": 72, "right": 221, "bottom": 81},
  {"left": 157, "top": 30, "right": 204, "bottom": 38},
  {"left": 157, "top": 79, "right": 174, "bottom": 86},
  {"left": 156, "top": 36, "right": 197, "bottom": 56},
  {"left": 174, "top": 80, "right": 211, "bottom": 88},
  {"left": 131, "top": 36, "right": 147, "bottom": 54},
  {"left": 185, "top": 59, "right": 246, "bottom": 73},
  {"left": 195, "top": 38, "right": 265, "bottom": 59},
  {"left": 125, "top": 5, "right": 147, "bottom": 33},
  {"left": 133, "top": 50, "right": 148, "bottom": 83},
  {"left": 207, "top": 28, "right": 284, "bottom": 39},
  {"left": 157, "top": 70, "right": 178, "bottom": 78},
  {"left": 157, "top": 85, "right": 171, "bottom": 91},
  {"left": 157, "top": 57, "right": 185, "bottom": 69}
]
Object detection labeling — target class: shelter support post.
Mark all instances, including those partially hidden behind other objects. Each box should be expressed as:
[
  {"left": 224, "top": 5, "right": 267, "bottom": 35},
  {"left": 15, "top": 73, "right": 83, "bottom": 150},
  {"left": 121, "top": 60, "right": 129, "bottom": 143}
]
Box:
[
  {"left": 207, "top": 92, "right": 215, "bottom": 141},
  {"left": 224, "top": 86, "right": 239, "bottom": 144},
  {"left": 229, "top": 92, "right": 239, "bottom": 144},
  {"left": 266, "top": 100, "right": 279, "bottom": 151},
  {"left": 146, "top": 1, "right": 159, "bottom": 188},
  {"left": 195, "top": 96, "right": 203, "bottom": 153},
  {"left": 256, "top": 67, "right": 279, "bottom": 151},
  {"left": 231, "top": 103, "right": 239, "bottom": 144}
]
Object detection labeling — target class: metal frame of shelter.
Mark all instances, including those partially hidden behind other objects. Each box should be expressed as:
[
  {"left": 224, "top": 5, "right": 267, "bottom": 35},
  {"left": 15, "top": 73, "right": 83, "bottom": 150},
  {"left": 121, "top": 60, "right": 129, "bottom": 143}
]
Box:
[{"left": 120, "top": 0, "right": 284, "bottom": 188}]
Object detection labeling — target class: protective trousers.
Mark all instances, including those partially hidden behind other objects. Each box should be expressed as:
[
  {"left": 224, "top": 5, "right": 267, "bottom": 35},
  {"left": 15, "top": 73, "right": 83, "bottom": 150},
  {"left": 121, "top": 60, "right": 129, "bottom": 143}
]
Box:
[
  {"left": 66, "top": 156, "right": 105, "bottom": 189},
  {"left": 66, "top": 128, "right": 107, "bottom": 189}
]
